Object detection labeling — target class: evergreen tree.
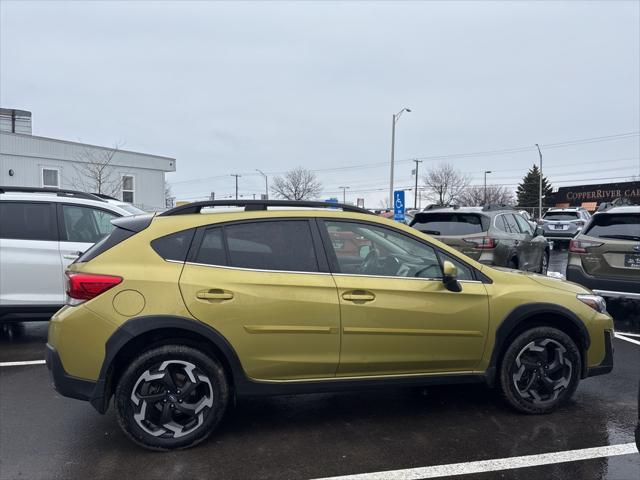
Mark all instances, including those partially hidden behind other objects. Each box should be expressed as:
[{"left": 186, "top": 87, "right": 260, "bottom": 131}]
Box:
[{"left": 516, "top": 164, "right": 553, "bottom": 209}]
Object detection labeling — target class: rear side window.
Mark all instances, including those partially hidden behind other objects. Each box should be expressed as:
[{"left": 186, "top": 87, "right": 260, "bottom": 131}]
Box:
[
  {"left": 584, "top": 213, "right": 640, "bottom": 239},
  {"left": 193, "top": 227, "right": 226, "bottom": 266},
  {"left": 151, "top": 229, "right": 196, "bottom": 262},
  {"left": 225, "top": 221, "right": 319, "bottom": 272},
  {"left": 544, "top": 211, "right": 579, "bottom": 221},
  {"left": 0, "top": 202, "right": 56, "bottom": 241},
  {"left": 503, "top": 214, "right": 522, "bottom": 234},
  {"left": 411, "top": 213, "right": 488, "bottom": 235}
]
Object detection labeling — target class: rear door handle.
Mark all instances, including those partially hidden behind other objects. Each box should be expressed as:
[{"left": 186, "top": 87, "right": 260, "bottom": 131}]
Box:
[
  {"left": 342, "top": 291, "right": 375, "bottom": 302},
  {"left": 63, "top": 251, "right": 83, "bottom": 260},
  {"left": 196, "top": 290, "right": 234, "bottom": 301}
]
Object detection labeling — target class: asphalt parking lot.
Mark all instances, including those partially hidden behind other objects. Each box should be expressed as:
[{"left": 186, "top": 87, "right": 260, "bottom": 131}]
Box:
[{"left": 1, "top": 248, "right": 638, "bottom": 480}]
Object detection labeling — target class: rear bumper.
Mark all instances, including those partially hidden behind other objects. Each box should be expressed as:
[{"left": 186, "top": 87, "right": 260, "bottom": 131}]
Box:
[
  {"left": 0, "top": 305, "right": 62, "bottom": 323},
  {"left": 566, "top": 265, "right": 640, "bottom": 299},
  {"left": 543, "top": 231, "right": 577, "bottom": 240},
  {"left": 586, "top": 330, "right": 614, "bottom": 378},
  {"left": 45, "top": 344, "right": 107, "bottom": 412}
]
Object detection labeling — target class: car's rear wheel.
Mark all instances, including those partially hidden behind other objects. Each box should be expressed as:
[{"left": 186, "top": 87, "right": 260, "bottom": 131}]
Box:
[
  {"left": 499, "top": 327, "right": 581, "bottom": 414},
  {"left": 115, "top": 344, "right": 229, "bottom": 450}
]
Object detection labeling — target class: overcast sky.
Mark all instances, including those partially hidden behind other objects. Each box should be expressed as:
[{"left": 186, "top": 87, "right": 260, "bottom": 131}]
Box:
[{"left": 1, "top": 0, "right": 639, "bottom": 207}]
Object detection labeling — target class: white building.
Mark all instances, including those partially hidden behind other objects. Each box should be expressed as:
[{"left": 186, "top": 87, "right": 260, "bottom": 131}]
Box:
[{"left": 0, "top": 108, "right": 176, "bottom": 211}]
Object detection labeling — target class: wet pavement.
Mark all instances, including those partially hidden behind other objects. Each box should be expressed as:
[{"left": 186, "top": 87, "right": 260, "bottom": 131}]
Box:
[{"left": 1, "top": 249, "right": 638, "bottom": 480}]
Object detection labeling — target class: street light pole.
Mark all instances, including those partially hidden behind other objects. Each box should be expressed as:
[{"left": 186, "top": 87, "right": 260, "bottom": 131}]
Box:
[
  {"left": 339, "top": 186, "right": 350, "bottom": 204},
  {"left": 231, "top": 174, "right": 241, "bottom": 200},
  {"left": 389, "top": 107, "right": 411, "bottom": 205},
  {"left": 413, "top": 159, "right": 422, "bottom": 209},
  {"left": 484, "top": 170, "right": 492, "bottom": 205},
  {"left": 535, "top": 144, "right": 543, "bottom": 219},
  {"left": 255, "top": 169, "right": 268, "bottom": 200}
]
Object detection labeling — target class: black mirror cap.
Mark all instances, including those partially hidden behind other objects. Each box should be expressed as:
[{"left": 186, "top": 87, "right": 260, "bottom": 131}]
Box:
[{"left": 443, "top": 275, "right": 462, "bottom": 292}]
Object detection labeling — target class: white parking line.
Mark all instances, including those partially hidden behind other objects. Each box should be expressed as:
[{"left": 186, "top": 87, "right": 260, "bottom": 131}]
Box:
[
  {"left": 615, "top": 333, "right": 640, "bottom": 346},
  {"left": 0, "top": 360, "right": 46, "bottom": 367},
  {"left": 311, "top": 443, "right": 639, "bottom": 480},
  {"left": 616, "top": 331, "right": 640, "bottom": 338}
]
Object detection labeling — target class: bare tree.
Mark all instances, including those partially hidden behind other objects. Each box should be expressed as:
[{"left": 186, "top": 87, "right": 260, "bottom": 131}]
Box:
[
  {"left": 71, "top": 144, "right": 123, "bottom": 197},
  {"left": 422, "top": 163, "right": 470, "bottom": 206},
  {"left": 164, "top": 180, "right": 175, "bottom": 208},
  {"left": 270, "top": 167, "right": 322, "bottom": 200},
  {"left": 459, "top": 185, "right": 515, "bottom": 207}
]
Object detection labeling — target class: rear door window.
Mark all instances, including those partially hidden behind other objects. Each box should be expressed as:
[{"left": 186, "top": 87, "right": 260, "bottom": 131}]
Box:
[
  {"left": 584, "top": 213, "right": 640, "bottom": 240},
  {"left": 503, "top": 214, "right": 522, "bottom": 234},
  {"left": 61, "top": 205, "right": 118, "bottom": 243},
  {"left": 193, "top": 227, "right": 226, "bottom": 266},
  {"left": 411, "top": 213, "right": 488, "bottom": 235},
  {"left": 0, "top": 202, "right": 56, "bottom": 240},
  {"left": 225, "top": 220, "right": 319, "bottom": 272}
]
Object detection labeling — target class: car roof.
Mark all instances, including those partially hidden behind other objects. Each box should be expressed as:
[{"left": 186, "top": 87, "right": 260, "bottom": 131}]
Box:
[
  {"left": 594, "top": 205, "right": 640, "bottom": 215},
  {"left": 0, "top": 190, "right": 131, "bottom": 215}
]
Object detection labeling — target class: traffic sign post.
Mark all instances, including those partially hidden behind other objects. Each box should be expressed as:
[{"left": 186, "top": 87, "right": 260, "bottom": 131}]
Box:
[{"left": 393, "top": 190, "right": 405, "bottom": 222}]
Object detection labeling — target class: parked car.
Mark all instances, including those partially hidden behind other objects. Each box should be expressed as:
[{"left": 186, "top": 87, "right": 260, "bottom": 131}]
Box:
[
  {"left": 0, "top": 186, "right": 139, "bottom": 322},
  {"left": 566, "top": 204, "right": 640, "bottom": 300},
  {"left": 47, "top": 200, "right": 613, "bottom": 450},
  {"left": 409, "top": 205, "right": 550, "bottom": 273},
  {"left": 539, "top": 207, "right": 591, "bottom": 242}
]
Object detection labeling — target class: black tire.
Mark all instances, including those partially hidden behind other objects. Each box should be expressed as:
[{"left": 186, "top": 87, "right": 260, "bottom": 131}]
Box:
[
  {"left": 115, "top": 344, "right": 229, "bottom": 451},
  {"left": 539, "top": 251, "right": 549, "bottom": 275},
  {"left": 498, "top": 327, "right": 581, "bottom": 414}
]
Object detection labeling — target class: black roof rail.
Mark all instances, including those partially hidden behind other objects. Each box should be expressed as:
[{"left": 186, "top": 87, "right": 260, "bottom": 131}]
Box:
[
  {"left": 92, "top": 193, "right": 120, "bottom": 201},
  {"left": 481, "top": 204, "right": 515, "bottom": 212},
  {"left": 158, "top": 200, "right": 374, "bottom": 217},
  {"left": 0, "top": 186, "right": 106, "bottom": 202}
]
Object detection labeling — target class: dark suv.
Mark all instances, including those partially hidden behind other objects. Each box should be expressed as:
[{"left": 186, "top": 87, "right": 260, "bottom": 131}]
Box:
[
  {"left": 410, "top": 205, "right": 550, "bottom": 273},
  {"left": 567, "top": 205, "right": 640, "bottom": 300}
]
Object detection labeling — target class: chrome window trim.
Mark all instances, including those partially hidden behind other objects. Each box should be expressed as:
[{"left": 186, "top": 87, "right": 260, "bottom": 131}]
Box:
[
  {"left": 180, "top": 260, "right": 482, "bottom": 283},
  {"left": 183, "top": 261, "right": 330, "bottom": 276}
]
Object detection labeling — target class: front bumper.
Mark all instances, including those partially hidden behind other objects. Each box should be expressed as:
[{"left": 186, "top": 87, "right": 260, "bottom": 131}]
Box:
[
  {"left": 46, "top": 344, "right": 107, "bottom": 412},
  {"left": 566, "top": 265, "right": 640, "bottom": 300},
  {"left": 586, "top": 330, "right": 614, "bottom": 378}
]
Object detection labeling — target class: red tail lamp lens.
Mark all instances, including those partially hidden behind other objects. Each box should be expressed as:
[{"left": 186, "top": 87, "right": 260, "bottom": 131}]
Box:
[{"left": 65, "top": 272, "right": 122, "bottom": 303}]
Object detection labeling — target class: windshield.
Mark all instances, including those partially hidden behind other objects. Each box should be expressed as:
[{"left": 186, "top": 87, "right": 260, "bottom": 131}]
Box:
[
  {"left": 543, "top": 211, "right": 579, "bottom": 221},
  {"left": 584, "top": 213, "right": 640, "bottom": 239},
  {"left": 411, "top": 213, "right": 488, "bottom": 235}
]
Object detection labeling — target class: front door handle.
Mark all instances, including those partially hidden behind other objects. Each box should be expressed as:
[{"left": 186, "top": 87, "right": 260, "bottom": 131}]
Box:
[
  {"left": 196, "top": 290, "right": 234, "bottom": 301},
  {"left": 342, "top": 291, "right": 375, "bottom": 302}
]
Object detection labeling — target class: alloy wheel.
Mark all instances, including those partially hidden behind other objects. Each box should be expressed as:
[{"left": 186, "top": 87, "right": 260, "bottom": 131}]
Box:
[
  {"left": 512, "top": 338, "right": 572, "bottom": 405},
  {"left": 130, "top": 360, "right": 214, "bottom": 438}
]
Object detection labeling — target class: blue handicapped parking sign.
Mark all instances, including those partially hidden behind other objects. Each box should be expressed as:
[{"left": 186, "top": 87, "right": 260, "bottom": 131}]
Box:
[{"left": 393, "top": 190, "right": 405, "bottom": 222}]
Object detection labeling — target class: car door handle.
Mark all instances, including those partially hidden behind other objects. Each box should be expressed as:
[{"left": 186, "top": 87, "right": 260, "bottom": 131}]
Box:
[
  {"left": 196, "top": 290, "right": 234, "bottom": 301},
  {"left": 342, "top": 291, "right": 375, "bottom": 302},
  {"left": 63, "top": 251, "right": 83, "bottom": 260}
]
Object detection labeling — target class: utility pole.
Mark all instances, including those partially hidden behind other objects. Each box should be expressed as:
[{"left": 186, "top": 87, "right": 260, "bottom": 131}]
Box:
[
  {"left": 535, "top": 144, "right": 543, "bottom": 219},
  {"left": 339, "top": 186, "right": 350, "bottom": 204},
  {"left": 389, "top": 108, "right": 411, "bottom": 204},
  {"left": 231, "top": 174, "right": 241, "bottom": 200},
  {"left": 255, "top": 169, "right": 268, "bottom": 200},
  {"left": 412, "top": 159, "right": 422, "bottom": 209},
  {"left": 483, "top": 170, "right": 492, "bottom": 205}
]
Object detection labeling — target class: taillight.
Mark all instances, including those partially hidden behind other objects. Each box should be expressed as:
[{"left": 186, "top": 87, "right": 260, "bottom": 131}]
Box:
[
  {"left": 65, "top": 272, "right": 122, "bottom": 305},
  {"left": 464, "top": 237, "right": 497, "bottom": 249},
  {"left": 569, "top": 239, "right": 603, "bottom": 254}
]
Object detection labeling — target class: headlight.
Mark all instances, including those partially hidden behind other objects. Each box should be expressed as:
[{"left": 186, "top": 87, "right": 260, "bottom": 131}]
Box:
[{"left": 577, "top": 294, "right": 607, "bottom": 314}]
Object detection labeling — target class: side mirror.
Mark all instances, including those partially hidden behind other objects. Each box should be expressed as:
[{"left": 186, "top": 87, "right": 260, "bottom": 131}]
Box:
[
  {"left": 442, "top": 260, "right": 462, "bottom": 292},
  {"left": 534, "top": 226, "right": 544, "bottom": 237}
]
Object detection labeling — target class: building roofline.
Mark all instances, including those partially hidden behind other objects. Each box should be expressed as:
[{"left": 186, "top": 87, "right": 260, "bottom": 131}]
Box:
[{"left": 0, "top": 130, "right": 175, "bottom": 161}]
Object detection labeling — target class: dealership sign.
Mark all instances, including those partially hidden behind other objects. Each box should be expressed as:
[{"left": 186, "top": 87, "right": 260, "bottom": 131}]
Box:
[{"left": 554, "top": 180, "right": 640, "bottom": 205}]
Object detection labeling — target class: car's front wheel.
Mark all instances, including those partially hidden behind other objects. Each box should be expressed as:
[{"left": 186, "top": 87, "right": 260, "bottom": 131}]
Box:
[
  {"left": 499, "top": 327, "right": 581, "bottom": 414},
  {"left": 115, "top": 344, "right": 229, "bottom": 450}
]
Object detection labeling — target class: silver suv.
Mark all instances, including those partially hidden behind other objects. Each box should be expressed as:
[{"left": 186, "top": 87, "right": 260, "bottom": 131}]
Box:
[
  {"left": 0, "top": 186, "right": 138, "bottom": 322},
  {"left": 539, "top": 207, "right": 591, "bottom": 241}
]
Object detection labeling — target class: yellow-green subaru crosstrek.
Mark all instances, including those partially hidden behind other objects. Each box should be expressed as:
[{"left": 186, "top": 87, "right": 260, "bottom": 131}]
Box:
[{"left": 46, "top": 200, "right": 614, "bottom": 450}]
